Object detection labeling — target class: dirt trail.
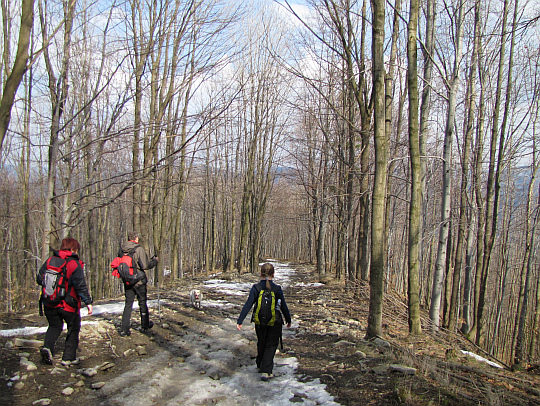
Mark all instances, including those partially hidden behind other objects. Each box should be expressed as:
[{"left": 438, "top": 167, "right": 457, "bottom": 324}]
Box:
[
  {"left": 1, "top": 261, "right": 339, "bottom": 406},
  {"left": 2, "top": 261, "right": 540, "bottom": 406}
]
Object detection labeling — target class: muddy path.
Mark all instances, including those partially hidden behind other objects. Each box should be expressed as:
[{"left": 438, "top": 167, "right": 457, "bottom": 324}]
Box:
[{"left": 2, "top": 261, "right": 539, "bottom": 406}]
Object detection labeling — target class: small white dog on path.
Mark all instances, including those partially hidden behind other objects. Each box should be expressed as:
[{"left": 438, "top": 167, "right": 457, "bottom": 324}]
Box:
[{"left": 190, "top": 289, "right": 203, "bottom": 309}]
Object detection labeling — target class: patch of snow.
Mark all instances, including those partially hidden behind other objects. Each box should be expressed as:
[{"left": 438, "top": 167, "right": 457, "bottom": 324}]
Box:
[
  {"left": 0, "top": 300, "right": 164, "bottom": 337},
  {"left": 0, "top": 321, "right": 100, "bottom": 337},
  {"left": 293, "top": 282, "right": 324, "bottom": 288},
  {"left": 461, "top": 351, "right": 503, "bottom": 369},
  {"left": 3, "top": 260, "right": 342, "bottom": 405}
]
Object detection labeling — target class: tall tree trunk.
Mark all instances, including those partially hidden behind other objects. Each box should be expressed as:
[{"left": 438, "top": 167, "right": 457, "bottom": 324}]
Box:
[
  {"left": 0, "top": 0, "right": 34, "bottom": 157},
  {"left": 474, "top": 0, "right": 512, "bottom": 346},
  {"left": 429, "top": 0, "right": 463, "bottom": 330},
  {"left": 448, "top": 0, "right": 480, "bottom": 331},
  {"left": 419, "top": 0, "right": 437, "bottom": 283},
  {"left": 366, "top": 0, "right": 386, "bottom": 339},
  {"left": 407, "top": 0, "right": 421, "bottom": 335}
]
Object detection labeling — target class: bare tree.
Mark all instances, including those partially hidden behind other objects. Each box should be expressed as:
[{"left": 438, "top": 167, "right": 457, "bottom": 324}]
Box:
[
  {"left": 429, "top": 0, "right": 464, "bottom": 330},
  {"left": 366, "top": 0, "right": 387, "bottom": 339},
  {"left": 0, "top": 0, "right": 34, "bottom": 157}
]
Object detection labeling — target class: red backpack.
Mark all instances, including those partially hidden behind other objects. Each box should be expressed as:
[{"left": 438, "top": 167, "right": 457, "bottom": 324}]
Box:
[
  {"left": 37, "top": 256, "right": 77, "bottom": 315},
  {"left": 110, "top": 246, "right": 142, "bottom": 286}
]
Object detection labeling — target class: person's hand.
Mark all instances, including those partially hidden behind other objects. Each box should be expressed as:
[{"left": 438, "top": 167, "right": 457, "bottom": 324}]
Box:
[
  {"left": 236, "top": 324, "right": 242, "bottom": 331},
  {"left": 87, "top": 304, "right": 93, "bottom": 316},
  {"left": 286, "top": 323, "right": 291, "bottom": 328}
]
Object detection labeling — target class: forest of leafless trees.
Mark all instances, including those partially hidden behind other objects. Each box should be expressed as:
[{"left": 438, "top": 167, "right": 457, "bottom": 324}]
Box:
[{"left": 1, "top": 0, "right": 539, "bottom": 369}]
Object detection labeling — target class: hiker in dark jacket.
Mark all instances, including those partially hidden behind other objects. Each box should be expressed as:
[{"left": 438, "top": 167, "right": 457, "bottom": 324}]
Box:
[
  {"left": 117, "top": 231, "right": 158, "bottom": 336},
  {"left": 237, "top": 262, "right": 292, "bottom": 381},
  {"left": 37, "top": 238, "right": 93, "bottom": 366}
]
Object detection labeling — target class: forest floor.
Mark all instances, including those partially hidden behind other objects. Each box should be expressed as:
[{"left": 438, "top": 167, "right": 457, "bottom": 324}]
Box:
[{"left": 1, "top": 260, "right": 540, "bottom": 406}]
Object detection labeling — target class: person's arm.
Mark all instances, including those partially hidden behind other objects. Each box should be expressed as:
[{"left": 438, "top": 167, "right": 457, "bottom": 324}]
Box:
[
  {"left": 69, "top": 261, "right": 93, "bottom": 306},
  {"left": 237, "top": 285, "right": 258, "bottom": 330},
  {"left": 136, "top": 246, "right": 158, "bottom": 270},
  {"left": 278, "top": 287, "right": 292, "bottom": 327},
  {"left": 36, "top": 261, "right": 47, "bottom": 285}
]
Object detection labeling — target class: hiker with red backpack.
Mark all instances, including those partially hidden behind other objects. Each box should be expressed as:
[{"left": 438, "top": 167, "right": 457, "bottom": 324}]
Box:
[
  {"left": 110, "top": 231, "right": 158, "bottom": 336},
  {"left": 237, "top": 262, "right": 292, "bottom": 381},
  {"left": 36, "top": 238, "right": 93, "bottom": 366}
]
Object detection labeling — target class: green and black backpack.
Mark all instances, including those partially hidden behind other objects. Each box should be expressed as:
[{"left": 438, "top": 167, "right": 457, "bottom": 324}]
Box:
[{"left": 251, "top": 283, "right": 283, "bottom": 326}]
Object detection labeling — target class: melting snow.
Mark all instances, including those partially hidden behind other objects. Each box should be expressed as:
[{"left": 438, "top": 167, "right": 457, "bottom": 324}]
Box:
[{"left": 1, "top": 260, "right": 340, "bottom": 405}]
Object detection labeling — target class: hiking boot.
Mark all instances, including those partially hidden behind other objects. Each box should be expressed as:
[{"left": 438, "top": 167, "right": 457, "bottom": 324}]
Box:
[
  {"left": 140, "top": 321, "right": 154, "bottom": 333},
  {"left": 119, "top": 330, "right": 131, "bottom": 337},
  {"left": 260, "top": 373, "right": 274, "bottom": 381},
  {"left": 40, "top": 347, "right": 53, "bottom": 365},
  {"left": 60, "top": 358, "right": 80, "bottom": 367}
]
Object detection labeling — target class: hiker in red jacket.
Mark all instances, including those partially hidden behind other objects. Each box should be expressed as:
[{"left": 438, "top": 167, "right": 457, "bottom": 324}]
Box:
[
  {"left": 116, "top": 231, "right": 158, "bottom": 336},
  {"left": 36, "top": 238, "right": 93, "bottom": 366}
]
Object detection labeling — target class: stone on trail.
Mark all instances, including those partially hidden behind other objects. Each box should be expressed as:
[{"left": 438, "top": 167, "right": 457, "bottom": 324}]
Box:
[
  {"left": 82, "top": 367, "right": 98, "bottom": 377},
  {"left": 372, "top": 337, "right": 391, "bottom": 350},
  {"left": 333, "top": 340, "right": 355, "bottom": 347},
  {"left": 136, "top": 346, "right": 147, "bottom": 356},
  {"left": 98, "top": 362, "right": 115, "bottom": 371},
  {"left": 32, "top": 399, "right": 51, "bottom": 406},
  {"left": 14, "top": 338, "right": 44, "bottom": 348},
  {"left": 356, "top": 351, "right": 367, "bottom": 358},
  {"left": 389, "top": 364, "right": 417, "bottom": 375},
  {"left": 91, "top": 382, "right": 106, "bottom": 389},
  {"left": 20, "top": 358, "right": 37, "bottom": 371},
  {"left": 15, "top": 382, "right": 25, "bottom": 390},
  {"left": 50, "top": 367, "right": 66, "bottom": 375},
  {"left": 123, "top": 349, "right": 135, "bottom": 357},
  {"left": 61, "top": 387, "right": 74, "bottom": 396},
  {"left": 74, "top": 380, "right": 85, "bottom": 387}
]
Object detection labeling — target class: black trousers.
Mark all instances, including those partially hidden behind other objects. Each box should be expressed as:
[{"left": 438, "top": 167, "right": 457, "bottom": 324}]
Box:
[
  {"left": 122, "top": 282, "right": 149, "bottom": 332},
  {"left": 43, "top": 306, "right": 81, "bottom": 361},
  {"left": 255, "top": 323, "right": 282, "bottom": 374}
]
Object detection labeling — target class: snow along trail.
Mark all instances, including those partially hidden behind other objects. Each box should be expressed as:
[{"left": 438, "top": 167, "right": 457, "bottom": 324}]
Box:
[{"left": 81, "top": 260, "right": 341, "bottom": 405}]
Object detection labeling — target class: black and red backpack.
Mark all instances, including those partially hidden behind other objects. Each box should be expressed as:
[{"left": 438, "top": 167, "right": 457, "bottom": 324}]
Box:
[
  {"left": 110, "top": 246, "right": 143, "bottom": 286},
  {"left": 37, "top": 255, "right": 76, "bottom": 314}
]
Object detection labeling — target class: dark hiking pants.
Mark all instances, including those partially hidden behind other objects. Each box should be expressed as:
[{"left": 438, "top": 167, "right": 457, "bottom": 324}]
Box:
[
  {"left": 43, "top": 306, "right": 81, "bottom": 361},
  {"left": 122, "top": 282, "right": 149, "bottom": 332},
  {"left": 255, "top": 323, "right": 282, "bottom": 374}
]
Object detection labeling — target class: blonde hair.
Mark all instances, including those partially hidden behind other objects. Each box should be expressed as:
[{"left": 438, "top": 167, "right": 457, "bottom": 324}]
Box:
[{"left": 260, "top": 263, "right": 274, "bottom": 290}]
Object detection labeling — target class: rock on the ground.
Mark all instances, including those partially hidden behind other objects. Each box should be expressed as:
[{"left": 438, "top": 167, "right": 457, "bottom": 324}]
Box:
[
  {"left": 50, "top": 367, "right": 66, "bottom": 375},
  {"left": 82, "top": 368, "right": 98, "bottom": 377},
  {"left": 32, "top": 399, "right": 51, "bottom": 406},
  {"left": 136, "top": 346, "right": 147, "bottom": 356},
  {"left": 91, "top": 382, "right": 106, "bottom": 389},
  {"left": 61, "top": 387, "right": 74, "bottom": 396},
  {"left": 356, "top": 351, "right": 367, "bottom": 358},
  {"left": 389, "top": 364, "right": 416, "bottom": 375},
  {"left": 372, "top": 337, "right": 391, "bottom": 350},
  {"left": 13, "top": 338, "right": 43, "bottom": 348},
  {"left": 98, "top": 362, "right": 115, "bottom": 371},
  {"left": 20, "top": 358, "right": 37, "bottom": 371},
  {"left": 333, "top": 340, "right": 355, "bottom": 347}
]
